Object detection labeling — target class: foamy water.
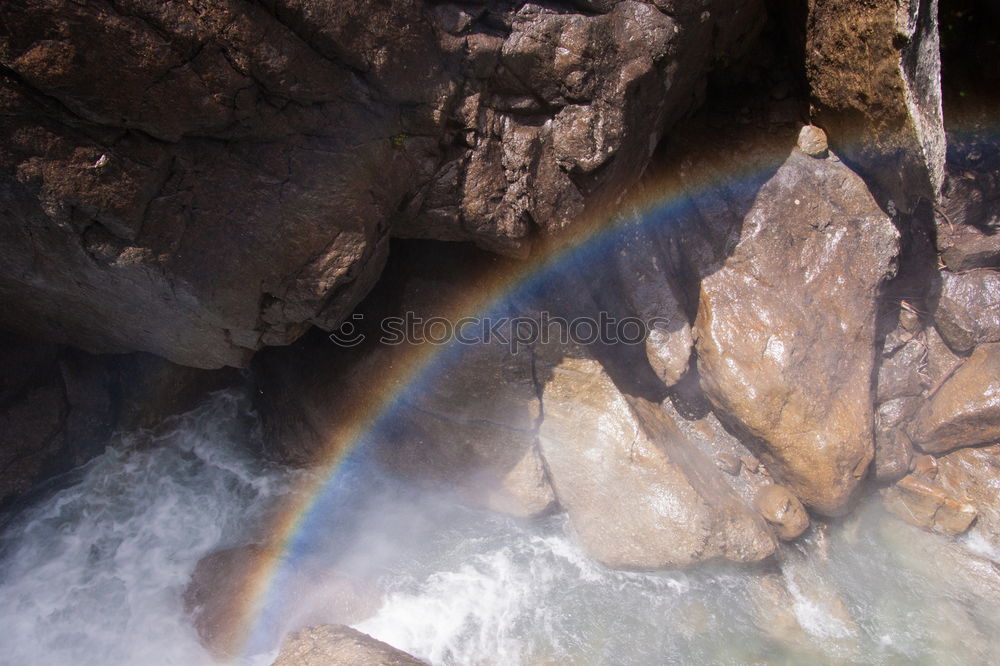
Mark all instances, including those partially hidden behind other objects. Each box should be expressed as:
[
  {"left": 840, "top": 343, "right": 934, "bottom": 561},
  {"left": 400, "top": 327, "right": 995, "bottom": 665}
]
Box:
[{"left": 1, "top": 392, "right": 998, "bottom": 665}]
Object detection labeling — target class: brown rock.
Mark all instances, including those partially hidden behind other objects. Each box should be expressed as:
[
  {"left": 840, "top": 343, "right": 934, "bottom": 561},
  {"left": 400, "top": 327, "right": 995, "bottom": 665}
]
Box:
[
  {"left": 882, "top": 474, "right": 977, "bottom": 535},
  {"left": 536, "top": 345, "right": 776, "bottom": 569},
  {"left": 716, "top": 453, "right": 742, "bottom": 476},
  {"left": 695, "top": 149, "right": 899, "bottom": 515},
  {"left": 876, "top": 337, "right": 927, "bottom": 402},
  {"left": 0, "top": 0, "right": 767, "bottom": 367},
  {"left": 805, "top": 0, "right": 945, "bottom": 212},
  {"left": 873, "top": 428, "right": 914, "bottom": 484},
  {"left": 754, "top": 485, "right": 810, "bottom": 540},
  {"left": 936, "top": 444, "right": 1000, "bottom": 555},
  {"left": 912, "top": 342, "right": 1000, "bottom": 453},
  {"left": 273, "top": 625, "right": 427, "bottom": 666},
  {"left": 931, "top": 269, "right": 1000, "bottom": 354},
  {"left": 911, "top": 454, "right": 939, "bottom": 480}
]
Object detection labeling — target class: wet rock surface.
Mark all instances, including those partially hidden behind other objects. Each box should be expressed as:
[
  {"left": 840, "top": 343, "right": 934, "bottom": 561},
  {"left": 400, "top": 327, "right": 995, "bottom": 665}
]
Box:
[
  {"left": 930, "top": 269, "right": 1000, "bottom": 353},
  {"left": 882, "top": 474, "right": 977, "bottom": 535},
  {"left": 272, "top": 625, "right": 427, "bottom": 666},
  {"left": 695, "top": 149, "right": 900, "bottom": 515},
  {"left": 535, "top": 344, "right": 777, "bottom": 569},
  {"left": 912, "top": 342, "right": 1000, "bottom": 453}
]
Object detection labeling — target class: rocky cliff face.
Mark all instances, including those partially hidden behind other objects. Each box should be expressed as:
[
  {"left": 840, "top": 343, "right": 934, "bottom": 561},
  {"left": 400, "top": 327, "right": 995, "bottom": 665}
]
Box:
[{"left": 0, "top": 0, "right": 765, "bottom": 368}]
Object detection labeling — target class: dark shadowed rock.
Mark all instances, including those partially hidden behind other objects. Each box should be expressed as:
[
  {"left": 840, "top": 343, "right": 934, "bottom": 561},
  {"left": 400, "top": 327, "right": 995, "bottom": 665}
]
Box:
[
  {"left": 930, "top": 269, "right": 1000, "bottom": 354},
  {"left": 535, "top": 344, "right": 776, "bottom": 569},
  {"left": 0, "top": 0, "right": 766, "bottom": 367},
  {"left": 935, "top": 163, "right": 1000, "bottom": 272},
  {"left": 805, "top": 0, "right": 945, "bottom": 212},
  {"left": 695, "top": 149, "right": 899, "bottom": 515},
  {"left": 273, "top": 625, "right": 427, "bottom": 666},
  {"left": 912, "top": 342, "right": 1000, "bottom": 454}
]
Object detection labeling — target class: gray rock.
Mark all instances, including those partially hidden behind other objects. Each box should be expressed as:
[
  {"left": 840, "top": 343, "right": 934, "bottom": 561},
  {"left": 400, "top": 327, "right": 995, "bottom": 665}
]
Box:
[{"left": 273, "top": 625, "right": 427, "bottom": 666}]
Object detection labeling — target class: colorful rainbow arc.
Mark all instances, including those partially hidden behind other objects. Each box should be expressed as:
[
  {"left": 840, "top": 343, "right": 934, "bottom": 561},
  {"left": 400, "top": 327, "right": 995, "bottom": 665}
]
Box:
[{"left": 227, "top": 114, "right": 997, "bottom": 659}]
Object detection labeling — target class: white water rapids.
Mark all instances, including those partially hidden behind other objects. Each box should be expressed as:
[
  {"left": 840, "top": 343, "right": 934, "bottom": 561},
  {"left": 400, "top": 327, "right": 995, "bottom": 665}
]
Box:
[{"left": 0, "top": 391, "right": 998, "bottom": 665}]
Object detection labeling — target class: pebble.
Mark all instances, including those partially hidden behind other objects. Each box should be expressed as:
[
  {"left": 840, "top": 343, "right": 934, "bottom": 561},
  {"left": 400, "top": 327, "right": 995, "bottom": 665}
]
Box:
[{"left": 797, "top": 125, "right": 829, "bottom": 157}]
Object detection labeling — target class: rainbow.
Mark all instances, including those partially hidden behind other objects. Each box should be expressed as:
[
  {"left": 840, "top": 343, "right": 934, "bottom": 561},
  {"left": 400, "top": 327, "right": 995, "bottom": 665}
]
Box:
[{"left": 228, "top": 122, "right": 897, "bottom": 658}]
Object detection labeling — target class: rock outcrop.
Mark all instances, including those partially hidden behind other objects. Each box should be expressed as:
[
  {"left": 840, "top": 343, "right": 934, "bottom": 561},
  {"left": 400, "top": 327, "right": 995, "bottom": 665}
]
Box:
[
  {"left": 695, "top": 148, "right": 900, "bottom": 515},
  {"left": 0, "top": 0, "right": 766, "bottom": 368},
  {"left": 912, "top": 342, "right": 1000, "bottom": 453},
  {"left": 273, "top": 625, "right": 427, "bottom": 666},
  {"left": 805, "top": 0, "right": 945, "bottom": 212}
]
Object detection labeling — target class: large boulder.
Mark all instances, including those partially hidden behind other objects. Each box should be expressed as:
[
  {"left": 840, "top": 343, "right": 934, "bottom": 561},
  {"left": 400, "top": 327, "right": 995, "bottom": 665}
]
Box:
[
  {"left": 273, "top": 625, "right": 427, "bottom": 666},
  {"left": 695, "top": 147, "right": 900, "bottom": 515},
  {"left": 805, "top": 0, "right": 945, "bottom": 212},
  {"left": 535, "top": 344, "right": 777, "bottom": 569},
  {"left": 0, "top": 0, "right": 766, "bottom": 367},
  {"left": 912, "top": 342, "right": 1000, "bottom": 454}
]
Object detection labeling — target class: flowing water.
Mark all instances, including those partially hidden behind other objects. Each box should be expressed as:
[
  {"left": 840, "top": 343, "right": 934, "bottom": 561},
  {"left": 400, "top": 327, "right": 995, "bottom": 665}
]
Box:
[{"left": 1, "top": 391, "right": 998, "bottom": 665}]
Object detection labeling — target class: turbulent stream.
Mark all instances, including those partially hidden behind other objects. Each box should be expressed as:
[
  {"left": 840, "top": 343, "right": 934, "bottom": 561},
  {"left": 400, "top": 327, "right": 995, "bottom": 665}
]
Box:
[{"left": 1, "top": 391, "right": 998, "bottom": 665}]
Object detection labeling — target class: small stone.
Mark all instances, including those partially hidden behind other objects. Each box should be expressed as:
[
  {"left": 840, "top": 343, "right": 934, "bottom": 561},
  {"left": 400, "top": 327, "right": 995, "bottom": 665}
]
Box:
[
  {"left": 742, "top": 455, "right": 760, "bottom": 474},
  {"left": 715, "top": 452, "right": 742, "bottom": 476},
  {"left": 797, "top": 125, "right": 829, "bottom": 157},
  {"left": 754, "top": 485, "right": 810, "bottom": 540}
]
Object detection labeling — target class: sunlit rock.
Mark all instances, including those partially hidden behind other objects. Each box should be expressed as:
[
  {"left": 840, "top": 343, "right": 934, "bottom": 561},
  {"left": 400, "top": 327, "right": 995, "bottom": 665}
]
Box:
[
  {"left": 535, "top": 344, "right": 777, "bottom": 569},
  {"left": 695, "top": 149, "right": 899, "bottom": 515},
  {"left": 754, "top": 485, "right": 810, "bottom": 541},
  {"left": 936, "top": 444, "right": 1000, "bottom": 558},
  {"left": 882, "top": 474, "right": 977, "bottom": 536},
  {"left": 273, "top": 625, "right": 427, "bottom": 666},
  {"left": 912, "top": 342, "right": 1000, "bottom": 454},
  {"left": 796, "top": 125, "right": 829, "bottom": 157}
]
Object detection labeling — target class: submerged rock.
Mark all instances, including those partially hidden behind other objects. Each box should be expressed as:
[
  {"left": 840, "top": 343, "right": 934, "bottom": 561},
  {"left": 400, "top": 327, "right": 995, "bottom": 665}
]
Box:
[
  {"left": 912, "top": 342, "right": 1000, "bottom": 454},
  {"left": 273, "top": 625, "right": 427, "bottom": 666},
  {"left": 185, "top": 544, "right": 380, "bottom": 658},
  {"left": 695, "top": 149, "right": 899, "bottom": 515},
  {"left": 535, "top": 345, "right": 776, "bottom": 569}
]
